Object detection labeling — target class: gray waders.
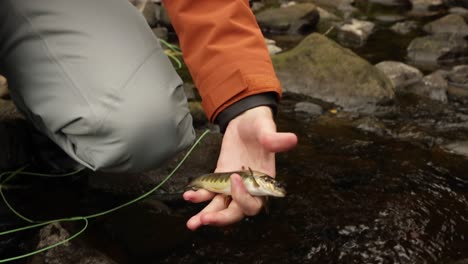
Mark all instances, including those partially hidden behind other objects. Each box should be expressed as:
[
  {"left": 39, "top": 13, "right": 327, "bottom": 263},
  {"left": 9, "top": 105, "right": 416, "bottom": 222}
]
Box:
[{"left": 0, "top": 0, "right": 195, "bottom": 172}]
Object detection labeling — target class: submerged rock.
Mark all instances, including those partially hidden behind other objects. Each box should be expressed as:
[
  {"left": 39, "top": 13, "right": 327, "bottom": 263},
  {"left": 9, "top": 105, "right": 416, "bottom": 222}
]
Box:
[
  {"left": 423, "top": 14, "right": 468, "bottom": 36},
  {"left": 390, "top": 20, "right": 420, "bottom": 34},
  {"left": 407, "top": 71, "right": 449, "bottom": 102},
  {"left": 375, "top": 61, "right": 424, "bottom": 91},
  {"left": 272, "top": 33, "right": 395, "bottom": 113},
  {"left": 255, "top": 3, "right": 319, "bottom": 34},
  {"left": 294, "top": 102, "right": 323, "bottom": 116},
  {"left": 407, "top": 33, "right": 468, "bottom": 71},
  {"left": 338, "top": 19, "right": 376, "bottom": 47},
  {"left": 443, "top": 140, "right": 468, "bottom": 158}
]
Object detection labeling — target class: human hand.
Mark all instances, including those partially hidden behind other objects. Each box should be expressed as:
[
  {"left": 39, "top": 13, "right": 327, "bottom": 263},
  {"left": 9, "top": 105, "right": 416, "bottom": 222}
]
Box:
[{"left": 183, "top": 106, "right": 297, "bottom": 230}]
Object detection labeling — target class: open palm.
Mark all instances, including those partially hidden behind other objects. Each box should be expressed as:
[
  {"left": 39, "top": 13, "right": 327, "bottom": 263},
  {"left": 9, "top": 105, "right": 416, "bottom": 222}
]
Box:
[{"left": 183, "top": 106, "right": 297, "bottom": 230}]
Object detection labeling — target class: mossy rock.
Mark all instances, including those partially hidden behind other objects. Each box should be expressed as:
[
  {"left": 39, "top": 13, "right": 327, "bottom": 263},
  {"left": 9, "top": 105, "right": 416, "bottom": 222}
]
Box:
[{"left": 272, "top": 33, "right": 395, "bottom": 112}]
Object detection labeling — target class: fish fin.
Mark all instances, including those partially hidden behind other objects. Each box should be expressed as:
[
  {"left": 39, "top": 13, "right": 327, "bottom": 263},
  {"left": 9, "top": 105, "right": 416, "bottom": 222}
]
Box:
[{"left": 248, "top": 167, "right": 260, "bottom": 188}]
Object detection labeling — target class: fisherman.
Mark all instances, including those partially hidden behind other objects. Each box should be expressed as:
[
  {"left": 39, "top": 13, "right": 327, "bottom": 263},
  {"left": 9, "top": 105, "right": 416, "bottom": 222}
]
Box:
[{"left": 0, "top": 0, "right": 297, "bottom": 230}]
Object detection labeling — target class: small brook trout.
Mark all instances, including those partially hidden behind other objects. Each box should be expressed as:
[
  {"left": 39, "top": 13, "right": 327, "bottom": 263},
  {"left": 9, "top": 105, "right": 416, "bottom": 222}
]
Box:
[{"left": 186, "top": 169, "right": 286, "bottom": 197}]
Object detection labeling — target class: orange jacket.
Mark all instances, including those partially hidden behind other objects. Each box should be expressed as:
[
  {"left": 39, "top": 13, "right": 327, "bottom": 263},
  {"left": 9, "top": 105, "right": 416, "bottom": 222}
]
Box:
[{"left": 163, "top": 0, "right": 282, "bottom": 122}]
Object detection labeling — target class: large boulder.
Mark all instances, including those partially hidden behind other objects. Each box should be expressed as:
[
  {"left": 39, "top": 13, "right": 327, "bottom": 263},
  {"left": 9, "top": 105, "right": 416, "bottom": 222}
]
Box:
[
  {"left": 255, "top": 3, "right": 319, "bottom": 34},
  {"left": 407, "top": 33, "right": 468, "bottom": 71},
  {"left": 272, "top": 33, "right": 395, "bottom": 112},
  {"left": 423, "top": 14, "right": 468, "bottom": 36}
]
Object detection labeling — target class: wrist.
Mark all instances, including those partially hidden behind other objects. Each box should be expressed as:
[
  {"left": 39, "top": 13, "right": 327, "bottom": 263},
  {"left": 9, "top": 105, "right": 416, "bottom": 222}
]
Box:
[{"left": 214, "top": 93, "right": 278, "bottom": 133}]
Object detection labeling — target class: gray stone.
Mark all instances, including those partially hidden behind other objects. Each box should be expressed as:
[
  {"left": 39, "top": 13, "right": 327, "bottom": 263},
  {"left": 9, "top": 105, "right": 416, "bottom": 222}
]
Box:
[
  {"left": 255, "top": 3, "right": 319, "bottom": 34},
  {"left": 365, "top": 0, "right": 412, "bottom": 5},
  {"left": 152, "top": 26, "right": 168, "bottom": 41},
  {"left": 375, "top": 61, "right": 424, "bottom": 91},
  {"left": 132, "top": 0, "right": 157, "bottom": 27},
  {"left": 407, "top": 33, "right": 468, "bottom": 71},
  {"left": 272, "top": 33, "right": 395, "bottom": 113},
  {"left": 30, "top": 223, "right": 118, "bottom": 264},
  {"left": 446, "top": 65, "right": 468, "bottom": 97},
  {"left": 338, "top": 19, "right": 376, "bottom": 47},
  {"left": 294, "top": 102, "right": 323, "bottom": 116},
  {"left": 423, "top": 14, "right": 468, "bottom": 36},
  {"left": 0, "top": 75, "right": 8, "bottom": 99},
  {"left": 390, "top": 20, "right": 420, "bottom": 34},
  {"left": 265, "top": 38, "right": 283, "bottom": 54},
  {"left": 449, "top": 7, "right": 468, "bottom": 19},
  {"left": 408, "top": 0, "right": 446, "bottom": 17},
  {"left": 443, "top": 140, "right": 468, "bottom": 158},
  {"left": 407, "top": 71, "right": 449, "bottom": 102}
]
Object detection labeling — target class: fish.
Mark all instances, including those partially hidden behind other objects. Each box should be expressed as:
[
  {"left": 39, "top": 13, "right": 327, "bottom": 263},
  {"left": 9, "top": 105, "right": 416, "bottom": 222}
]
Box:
[{"left": 186, "top": 168, "right": 286, "bottom": 197}]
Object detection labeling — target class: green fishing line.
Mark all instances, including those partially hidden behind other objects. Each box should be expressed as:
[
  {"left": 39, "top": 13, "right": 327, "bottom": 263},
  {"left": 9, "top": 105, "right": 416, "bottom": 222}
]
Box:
[{"left": 0, "top": 129, "right": 211, "bottom": 263}]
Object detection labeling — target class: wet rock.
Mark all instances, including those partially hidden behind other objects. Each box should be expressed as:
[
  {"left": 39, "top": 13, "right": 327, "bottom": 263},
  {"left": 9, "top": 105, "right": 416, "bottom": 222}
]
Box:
[
  {"left": 442, "top": 140, "right": 468, "bottom": 158},
  {"left": 390, "top": 20, "right": 420, "bottom": 34},
  {"left": 131, "top": 0, "right": 157, "bottom": 27},
  {"left": 294, "top": 102, "right": 323, "bottom": 116},
  {"left": 251, "top": 2, "right": 265, "bottom": 12},
  {"left": 315, "top": 7, "right": 343, "bottom": 34},
  {"left": 354, "top": 116, "right": 388, "bottom": 136},
  {"left": 272, "top": 33, "right": 395, "bottom": 113},
  {"left": 408, "top": 0, "right": 446, "bottom": 17},
  {"left": 265, "top": 38, "right": 283, "bottom": 55},
  {"left": 364, "top": 0, "right": 412, "bottom": 6},
  {"left": 0, "top": 75, "right": 8, "bottom": 99},
  {"left": 152, "top": 26, "right": 168, "bottom": 41},
  {"left": 407, "top": 71, "right": 449, "bottom": 102},
  {"left": 374, "top": 14, "right": 408, "bottom": 22},
  {"left": 255, "top": 3, "right": 319, "bottom": 34},
  {"left": 447, "top": 65, "right": 468, "bottom": 97},
  {"left": 423, "top": 14, "right": 468, "bottom": 36},
  {"left": 338, "top": 19, "right": 376, "bottom": 47},
  {"left": 407, "top": 33, "right": 468, "bottom": 71},
  {"left": 30, "top": 223, "right": 117, "bottom": 264},
  {"left": 303, "top": 0, "right": 358, "bottom": 18},
  {"left": 449, "top": 7, "right": 468, "bottom": 18},
  {"left": 375, "top": 61, "right": 424, "bottom": 91}
]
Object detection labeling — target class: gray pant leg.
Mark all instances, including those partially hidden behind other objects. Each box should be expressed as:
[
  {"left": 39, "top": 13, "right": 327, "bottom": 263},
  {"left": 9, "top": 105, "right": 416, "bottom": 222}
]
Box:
[{"left": 0, "top": 0, "right": 195, "bottom": 172}]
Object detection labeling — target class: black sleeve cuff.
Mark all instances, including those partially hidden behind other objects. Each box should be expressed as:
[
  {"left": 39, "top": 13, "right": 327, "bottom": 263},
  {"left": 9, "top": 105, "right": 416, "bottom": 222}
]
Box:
[{"left": 214, "top": 92, "right": 278, "bottom": 133}]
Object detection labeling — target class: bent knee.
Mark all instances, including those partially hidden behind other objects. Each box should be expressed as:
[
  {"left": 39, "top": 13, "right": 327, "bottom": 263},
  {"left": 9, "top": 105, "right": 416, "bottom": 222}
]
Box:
[{"left": 71, "top": 88, "right": 195, "bottom": 173}]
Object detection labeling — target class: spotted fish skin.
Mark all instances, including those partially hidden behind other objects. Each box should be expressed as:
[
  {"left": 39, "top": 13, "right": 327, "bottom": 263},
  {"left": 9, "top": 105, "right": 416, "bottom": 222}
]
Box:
[{"left": 186, "top": 170, "right": 286, "bottom": 197}]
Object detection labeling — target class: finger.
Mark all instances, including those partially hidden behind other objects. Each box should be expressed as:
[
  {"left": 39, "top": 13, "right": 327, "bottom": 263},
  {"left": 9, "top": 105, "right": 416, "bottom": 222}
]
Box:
[
  {"left": 230, "top": 174, "right": 263, "bottom": 216},
  {"left": 199, "top": 202, "right": 245, "bottom": 227},
  {"left": 186, "top": 194, "right": 227, "bottom": 230},
  {"left": 260, "top": 132, "right": 298, "bottom": 153},
  {"left": 183, "top": 189, "right": 216, "bottom": 203}
]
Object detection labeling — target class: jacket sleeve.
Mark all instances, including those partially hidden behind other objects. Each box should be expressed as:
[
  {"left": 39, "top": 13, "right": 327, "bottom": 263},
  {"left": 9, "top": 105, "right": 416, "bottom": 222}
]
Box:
[{"left": 162, "top": 0, "right": 282, "bottom": 122}]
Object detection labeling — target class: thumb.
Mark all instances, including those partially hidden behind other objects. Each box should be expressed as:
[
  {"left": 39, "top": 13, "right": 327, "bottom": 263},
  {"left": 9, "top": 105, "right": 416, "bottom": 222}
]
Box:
[{"left": 259, "top": 131, "right": 298, "bottom": 153}]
